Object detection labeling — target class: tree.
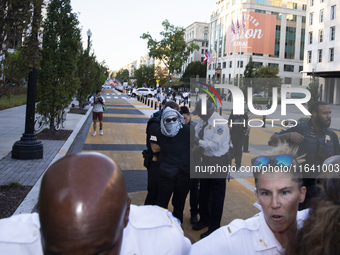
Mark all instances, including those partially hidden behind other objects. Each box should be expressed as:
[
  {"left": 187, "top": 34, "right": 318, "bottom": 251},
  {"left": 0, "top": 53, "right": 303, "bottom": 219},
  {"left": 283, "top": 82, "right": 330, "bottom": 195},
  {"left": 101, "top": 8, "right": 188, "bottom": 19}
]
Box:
[
  {"left": 116, "top": 68, "right": 129, "bottom": 82},
  {"left": 36, "top": 0, "right": 81, "bottom": 135},
  {"left": 134, "top": 65, "right": 155, "bottom": 86},
  {"left": 241, "top": 56, "right": 255, "bottom": 96},
  {"left": 0, "top": 0, "right": 44, "bottom": 100},
  {"left": 307, "top": 71, "right": 320, "bottom": 111},
  {"left": 254, "top": 65, "right": 282, "bottom": 96},
  {"left": 141, "top": 20, "right": 200, "bottom": 79},
  {"left": 181, "top": 61, "right": 207, "bottom": 84}
]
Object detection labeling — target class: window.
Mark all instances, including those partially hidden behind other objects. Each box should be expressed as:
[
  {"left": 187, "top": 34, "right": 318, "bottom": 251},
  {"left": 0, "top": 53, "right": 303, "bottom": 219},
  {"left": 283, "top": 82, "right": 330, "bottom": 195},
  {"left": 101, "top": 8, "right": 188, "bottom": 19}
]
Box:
[
  {"left": 330, "top": 27, "right": 335, "bottom": 40},
  {"left": 270, "top": 25, "right": 281, "bottom": 58},
  {"left": 310, "top": 13, "right": 313, "bottom": 25},
  {"left": 237, "top": 61, "right": 244, "bottom": 68},
  {"left": 308, "top": 32, "right": 313, "bottom": 44},
  {"left": 222, "top": 74, "right": 225, "bottom": 84},
  {"left": 254, "top": 62, "right": 263, "bottom": 68},
  {"left": 330, "top": 48, "right": 334, "bottom": 62},
  {"left": 232, "top": 0, "right": 235, "bottom": 6},
  {"left": 204, "top": 27, "right": 208, "bottom": 31},
  {"left": 253, "top": 53, "right": 263, "bottom": 56},
  {"left": 284, "top": 77, "right": 292, "bottom": 84},
  {"left": 227, "top": 2, "right": 230, "bottom": 9},
  {"left": 287, "top": 2, "right": 297, "bottom": 9},
  {"left": 272, "top": 0, "right": 282, "bottom": 7},
  {"left": 268, "top": 63, "right": 279, "bottom": 68},
  {"left": 319, "top": 29, "right": 323, "bottom": 43},
  {"left": 255, "top": 9, "right": 266, "bottom": 13},
  {"left": 202, "top": 42, "right": 205, "bottom": 47},
  {"left": 223, "top": 62, "right": 226, "bottom": 68},
  {"left": 331, "top": 6, "right": 336, "bottom": 20},
  {"left": 201, "top": 49, "right": 204, "bottom": 54},
  {"left": 311, "top": 0, "right": 314, "bottom": 6},
  {"left": 318, "top": 49, "right": 322, "bottom": 62},
  {"left": 206, "top": 42, "right": 208, "bottom": 47},
  {"left": 302, "top": 4, "right": 307, "bottom": 10},
  {"left": 272, "top": 12, "right": 282, "bottom": 20},
  {"left": 320, "top": 9, "right": 324, "bottom": 23},
  {"left": 201, "top": 57, "right": 204, "bottom": 62},
  {"left": 300, "top": 28, "right": 305, "bottom": 60},
  {"left": 284, "top": 64, "right": 294, "bottom": 72},
  {"left": 308, "top": 51, "right": 312, "bottom": 63},
  {"left": 255, "top": 0, "right": 266, "bottom": 4},
  {"left": 229, "top": 61, "right": 232, "bottom": 68},
  {"left": 221, "top": 6, "right": 225, "bottom": 12},
  {"left": 302, "top": 16, "right": 306, "bottom": 23},
  {"left": 204, "top": 33, "right": 208, "bottom": 40},
  {"left": 229, "top": 74, "right": 231, "bottom": 82},
  {"left": 286, "top": 14, "right": 297, "bottom": 21},
  {"left": 299, "top": 66, "right": 303, "bottom": 72},
  {"left": 285, "top": 27, "right": 296, "bottom": 59}
]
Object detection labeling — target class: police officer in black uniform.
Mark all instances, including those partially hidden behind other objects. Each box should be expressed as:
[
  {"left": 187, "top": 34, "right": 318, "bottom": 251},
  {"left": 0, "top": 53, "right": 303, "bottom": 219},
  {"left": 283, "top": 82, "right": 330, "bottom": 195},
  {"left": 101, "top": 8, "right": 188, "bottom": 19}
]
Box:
[
  {"left": 268, "top": 101, "right": 340, "bottom": 208},
  {"left": 228, "top": 110, "right": 249, "bottom": 170}
]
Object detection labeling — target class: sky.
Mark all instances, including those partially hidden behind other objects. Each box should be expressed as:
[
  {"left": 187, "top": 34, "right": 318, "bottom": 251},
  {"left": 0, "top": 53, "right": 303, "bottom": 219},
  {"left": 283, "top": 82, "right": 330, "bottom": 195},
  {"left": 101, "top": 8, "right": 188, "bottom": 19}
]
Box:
[{"left": 70, "top": 0, "right": 214, "bottom": 72}]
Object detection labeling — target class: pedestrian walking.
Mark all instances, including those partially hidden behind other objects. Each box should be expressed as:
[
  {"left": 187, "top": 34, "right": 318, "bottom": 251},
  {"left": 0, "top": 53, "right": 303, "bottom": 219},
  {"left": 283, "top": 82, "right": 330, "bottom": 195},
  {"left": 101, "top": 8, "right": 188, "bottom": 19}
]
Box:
[
  {"left": 90, "top": 89, "right": 105, "bottom": 136},
  {"left": 191, "top": 100, "right": 230, "bottom": 238},
  {"left": 266, "top": 98, "right": 272, "bottom": 109}
]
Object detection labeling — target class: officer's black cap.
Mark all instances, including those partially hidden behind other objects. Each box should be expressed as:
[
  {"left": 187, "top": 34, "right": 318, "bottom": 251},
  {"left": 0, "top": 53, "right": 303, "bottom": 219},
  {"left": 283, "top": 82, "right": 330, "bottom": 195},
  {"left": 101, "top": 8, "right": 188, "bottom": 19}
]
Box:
[{"left": 192, "top": 100, "right": 213, "bottom": 115}]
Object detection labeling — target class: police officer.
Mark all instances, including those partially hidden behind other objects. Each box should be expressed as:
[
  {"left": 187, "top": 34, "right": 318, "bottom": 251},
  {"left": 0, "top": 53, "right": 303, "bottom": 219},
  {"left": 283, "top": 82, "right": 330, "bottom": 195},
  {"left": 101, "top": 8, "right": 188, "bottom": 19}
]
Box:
[
  {"left": 0, "top": 153, "right": 192, "bottom": 255},
  {"left": 192, "top": 99, "right": 230, "bottom": 238},
  {"left": 189, "top": 145, "right": 308, "bottom": 254},
  {"left": 268, "top": 101, "right": 340, "bottom": 208},
  {"left": 228, "top": 110, "right": 249, "bottom": 170}
]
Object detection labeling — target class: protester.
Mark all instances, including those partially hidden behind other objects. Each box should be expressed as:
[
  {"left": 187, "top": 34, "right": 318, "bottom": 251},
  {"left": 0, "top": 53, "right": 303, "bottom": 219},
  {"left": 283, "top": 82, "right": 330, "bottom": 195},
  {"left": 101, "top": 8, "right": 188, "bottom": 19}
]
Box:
[
  {"left": 192, "top": 99, "right": 230, "bottom": 238},
  {"left": 150, "top": 107, "right": 191, "bottom": 224},
  {"left": 189, "top": 142, "right": 308, "bottom": 254},
  {"left": 286, "top": 155, "right": 340, "bottom": 255},
  {"left": 268, "top": 101, "right": 340, "bottom": 209},
  {"left": 152, "top": 98, "right": 170, "bottom": 118},
  {"left": 90, "top": 89, "right": 105, "bottom": 136},
  {"left": 0, "top": 153, "right": 191, "bottom": 255}
]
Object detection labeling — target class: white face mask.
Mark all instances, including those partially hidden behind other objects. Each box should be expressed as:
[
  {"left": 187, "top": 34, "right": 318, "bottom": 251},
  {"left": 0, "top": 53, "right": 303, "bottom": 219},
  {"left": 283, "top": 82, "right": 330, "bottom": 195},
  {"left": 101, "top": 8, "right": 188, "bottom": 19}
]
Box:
[{"left": 161, "top": 109, "right": 183, "bottom": 137}]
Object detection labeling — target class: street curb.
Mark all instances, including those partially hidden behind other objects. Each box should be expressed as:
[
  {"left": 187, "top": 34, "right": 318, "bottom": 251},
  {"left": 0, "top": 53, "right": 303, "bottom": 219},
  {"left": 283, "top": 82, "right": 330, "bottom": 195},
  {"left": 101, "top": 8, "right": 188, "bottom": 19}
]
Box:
[{"left": 13, "top": 106, "right": 93, "bottom": 215}]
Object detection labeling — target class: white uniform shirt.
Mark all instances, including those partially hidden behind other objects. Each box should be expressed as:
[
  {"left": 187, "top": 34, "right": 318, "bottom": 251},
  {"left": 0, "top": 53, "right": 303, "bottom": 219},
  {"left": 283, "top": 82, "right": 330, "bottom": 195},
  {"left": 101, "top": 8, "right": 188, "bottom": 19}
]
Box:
[
  {"left": 195, "top": 111, "right": 229, "bottom": 157},
  {"left": 90, "top": 95, "right": 105, "bottom": 113},
  {"left": 0, "top": 205, "right": 191, "bottom": 255},
  {"left": 188, "top": 209, "right": 309, "bottom": 255},
  {"left": 0, "top": 213, "right": 43, "bottom": 255}
]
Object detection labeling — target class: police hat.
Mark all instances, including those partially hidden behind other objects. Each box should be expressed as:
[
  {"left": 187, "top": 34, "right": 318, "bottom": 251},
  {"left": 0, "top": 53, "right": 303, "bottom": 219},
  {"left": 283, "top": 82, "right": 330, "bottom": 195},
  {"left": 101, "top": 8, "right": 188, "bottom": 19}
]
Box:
[{"left": 191, "top": 100, "right": 213, "bottom": 115}]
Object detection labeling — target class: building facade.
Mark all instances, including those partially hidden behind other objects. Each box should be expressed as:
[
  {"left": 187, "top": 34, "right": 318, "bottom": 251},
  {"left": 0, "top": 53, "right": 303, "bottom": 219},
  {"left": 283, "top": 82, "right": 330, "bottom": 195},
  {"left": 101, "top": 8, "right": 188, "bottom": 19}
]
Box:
[
  {"left": 207, "top": 0, "right": 307, "bottom": 89},
  {"left": 304, "top": 0, "right": 340, "bottom": 104}
]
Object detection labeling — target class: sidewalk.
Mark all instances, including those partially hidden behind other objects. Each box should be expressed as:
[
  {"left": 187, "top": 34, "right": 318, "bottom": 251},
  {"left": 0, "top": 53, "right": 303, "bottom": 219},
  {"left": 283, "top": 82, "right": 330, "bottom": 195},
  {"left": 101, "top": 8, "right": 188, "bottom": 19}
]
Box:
[{"left": 0, "top": 102, "right": 92, "bottom": 213}]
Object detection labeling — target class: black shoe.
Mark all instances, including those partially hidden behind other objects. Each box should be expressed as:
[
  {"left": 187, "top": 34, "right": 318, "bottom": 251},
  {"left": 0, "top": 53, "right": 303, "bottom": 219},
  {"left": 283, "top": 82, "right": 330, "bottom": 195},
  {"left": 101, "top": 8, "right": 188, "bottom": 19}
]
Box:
[
  {"left": 192, "top": 221, "right": 208, "bottom": 231},
  {"left": 190, "top": 215, "right": 198, "bottom": 225},
  {"left": 200, "top": 229, "right": 214, "bottom": 239}
]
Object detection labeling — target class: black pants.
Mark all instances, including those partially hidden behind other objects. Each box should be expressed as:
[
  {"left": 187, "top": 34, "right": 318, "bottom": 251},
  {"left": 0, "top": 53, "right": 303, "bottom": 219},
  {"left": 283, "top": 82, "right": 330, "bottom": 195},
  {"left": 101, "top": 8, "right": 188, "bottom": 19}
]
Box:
[
  {"left": 231, "top": 131, "right": 245, "bottom": 168},
  {"left": 190, "top": 179, "right": 199, "bottom": 216},
  {"left": 156, "top": 170, "right": 191, "bottom": 223},
  {"left": 199, "top": 154, "right": 228, "bottom": 232},
  {"left": 144, "top": 161, "right": 160, "bottom": 205}
]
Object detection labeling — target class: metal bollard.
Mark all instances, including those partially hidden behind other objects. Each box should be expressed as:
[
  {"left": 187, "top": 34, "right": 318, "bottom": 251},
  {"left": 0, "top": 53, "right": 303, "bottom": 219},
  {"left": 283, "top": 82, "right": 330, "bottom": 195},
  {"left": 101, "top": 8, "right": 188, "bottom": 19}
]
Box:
[
  {"left": 147, "top": 99, "right": 150, "bottom": 106},
  {"left": 189, "top": 101, "right": 191, "bottom": 108},
  {"left": 243, "top": 129, "right": 250, "bottom": 152},
  {"left": 151, "top": 100, "right": 153, "bottom": 108},
  {"left": 155, "top": 101, "right": 157, "bottom": 109},
  {"left": 219, "top": 107, "right": 222, "bottom": 115},
  {"left": 262, "top": 115, "right": 266, "bottom": 128}
]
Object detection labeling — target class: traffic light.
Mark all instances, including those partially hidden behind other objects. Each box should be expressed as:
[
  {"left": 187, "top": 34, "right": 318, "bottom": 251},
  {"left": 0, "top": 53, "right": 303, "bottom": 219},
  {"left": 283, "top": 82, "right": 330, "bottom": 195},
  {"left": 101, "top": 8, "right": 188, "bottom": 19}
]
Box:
[{"left": 169, "top": 76, "right": 172, "bottom": 87}]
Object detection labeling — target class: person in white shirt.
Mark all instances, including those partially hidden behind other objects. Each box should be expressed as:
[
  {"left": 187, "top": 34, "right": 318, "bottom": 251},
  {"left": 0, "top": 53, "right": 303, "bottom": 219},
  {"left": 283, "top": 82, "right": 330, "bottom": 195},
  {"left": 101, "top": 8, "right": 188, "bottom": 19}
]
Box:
[
  {"left": 189, "top": 143, "right": 308, "bottom": 254},
  {"left": 0, "top": 153, "right": 191, "bottom": 255},
  {"left": 89, "top": 89, "right": 105, "bottom": 136}
]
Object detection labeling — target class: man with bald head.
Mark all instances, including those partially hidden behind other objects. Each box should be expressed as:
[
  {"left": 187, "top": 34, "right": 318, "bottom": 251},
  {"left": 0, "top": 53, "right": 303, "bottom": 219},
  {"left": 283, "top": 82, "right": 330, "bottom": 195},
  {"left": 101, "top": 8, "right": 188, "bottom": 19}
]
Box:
[{"left": 0, "top": 152, "right": 191, "bottom": 255}]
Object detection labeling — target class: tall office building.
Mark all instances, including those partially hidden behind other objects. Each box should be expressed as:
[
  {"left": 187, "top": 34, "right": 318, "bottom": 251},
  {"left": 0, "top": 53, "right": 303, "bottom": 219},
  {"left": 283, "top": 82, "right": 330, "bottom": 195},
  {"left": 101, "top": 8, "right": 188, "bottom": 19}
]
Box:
[
  {"left": 304, "top": 0, "right": 340, "bottom": 104},
  {"left": 207, "top": 0, "right": 307, "bottom": 89}
]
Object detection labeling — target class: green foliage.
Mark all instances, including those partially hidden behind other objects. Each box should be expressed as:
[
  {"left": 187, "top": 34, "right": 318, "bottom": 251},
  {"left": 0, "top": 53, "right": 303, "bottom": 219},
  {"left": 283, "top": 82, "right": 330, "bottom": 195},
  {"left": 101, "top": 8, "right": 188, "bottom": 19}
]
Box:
[
  {"left": 116, "top": 69, "right": 129, "bottom": 82},
  {"left": 298, "top": 117, "right": 310, "bottom": 122},
  {"left": 0, "top": 94, "right": 27, "bottom": 110},
  {"left": 37, "top": 0, "right": 81, "bottom": 135},
  {"left": 307, "top": 71, "right": 320, "bottom": 111},
  {"left": 141, "top": 20, "right": 200, "bottom": 78},
  {"left": 254, "top": 66, "right": 282, "bottom": 96},
  {"left": 181, "top": 61, "right": 207, "bottom": 84},
  {"left": 0, "top": 0, "right": 44, "bottom": 100},
  {"left": 243, "top": 56, "right": 255, "bottom": 79},
  {"left": 3, "top": 181, "right": 22, "bottom": 189},
  {"left": 134, "top": 65, "right": 155, "bottom": 86}
]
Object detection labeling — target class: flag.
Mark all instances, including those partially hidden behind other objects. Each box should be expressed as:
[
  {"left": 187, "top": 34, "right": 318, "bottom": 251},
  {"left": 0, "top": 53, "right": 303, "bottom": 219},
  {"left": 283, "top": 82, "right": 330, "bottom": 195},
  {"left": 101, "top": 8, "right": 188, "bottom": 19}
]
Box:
[
  {"left": 204, "top": 52, "right": 208, "bottom": 63},
  {"left": 231, "top": 20, "right": 236, "bottom": 35},
  {"left": 207, "top": 51, "right": 214, "bottom": 66},
  {"left": 242, "top": 14, "right": 246, "bottom": 33},
  {"left": 236, "top": 19, "right": 240, "bottom": 34}
]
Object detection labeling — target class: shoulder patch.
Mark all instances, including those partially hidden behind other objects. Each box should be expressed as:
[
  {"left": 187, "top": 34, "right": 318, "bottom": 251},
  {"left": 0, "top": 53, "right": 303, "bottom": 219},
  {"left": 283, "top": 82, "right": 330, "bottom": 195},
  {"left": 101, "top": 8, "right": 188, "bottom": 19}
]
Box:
[
  {"left": 150, "top": 135, "right": 157, "bottom": 142},
  {"left": 217, "top": 126, "right": 224, "bottom": 135}
]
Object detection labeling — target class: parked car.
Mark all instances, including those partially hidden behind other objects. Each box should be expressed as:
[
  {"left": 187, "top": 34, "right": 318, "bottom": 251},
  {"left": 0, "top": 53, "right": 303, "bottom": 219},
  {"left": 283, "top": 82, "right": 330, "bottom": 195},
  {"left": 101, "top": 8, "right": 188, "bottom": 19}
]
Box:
[
  {"left": 253, "top": 94, "right": 263, "bottom": 98},
  {"left": 102, "top": 85, "right": 111, "bottom": 89},
  {"left": 131, "top": 88, "right": 154, "bottom": 97}
]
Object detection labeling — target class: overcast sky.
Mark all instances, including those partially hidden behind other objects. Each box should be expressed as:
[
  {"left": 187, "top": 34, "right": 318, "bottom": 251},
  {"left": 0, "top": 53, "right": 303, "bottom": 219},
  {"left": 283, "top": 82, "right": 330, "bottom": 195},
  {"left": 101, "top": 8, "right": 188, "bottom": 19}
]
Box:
[{"left": 70, "top": 0, "right": 214, "bottom": 71}]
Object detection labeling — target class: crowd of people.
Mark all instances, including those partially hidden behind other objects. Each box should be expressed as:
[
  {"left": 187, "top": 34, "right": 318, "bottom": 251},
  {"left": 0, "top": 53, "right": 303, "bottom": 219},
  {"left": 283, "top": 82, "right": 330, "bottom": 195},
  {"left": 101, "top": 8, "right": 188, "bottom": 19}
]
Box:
[{"left": 1, "top": 98, "right": 340, "bottom": 254}]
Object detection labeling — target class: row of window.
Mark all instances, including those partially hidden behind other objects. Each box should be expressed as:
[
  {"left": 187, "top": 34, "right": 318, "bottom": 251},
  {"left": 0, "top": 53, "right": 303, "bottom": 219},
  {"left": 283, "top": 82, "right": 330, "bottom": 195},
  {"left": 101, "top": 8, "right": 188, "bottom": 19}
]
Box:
[
  {"left": 209, "top": 61, "right": 302, "bottom": 72},
  {"left": 256, "top": 0, "right": 306, "bottom": 10},
  {"left": 308, "top": 27, "right": 336, "bottom": 44},
  {"left": 311, "top": 0, "right": 329, "bottom": 6},
  {"left": 309, "top": 6, "right": 336, "bottom": 25},
  {"left": 211, "top": 0, "right": 236, "bottom": 18},
  {"left": 307, "top": 48, "right": 335, "bottom": 63}
]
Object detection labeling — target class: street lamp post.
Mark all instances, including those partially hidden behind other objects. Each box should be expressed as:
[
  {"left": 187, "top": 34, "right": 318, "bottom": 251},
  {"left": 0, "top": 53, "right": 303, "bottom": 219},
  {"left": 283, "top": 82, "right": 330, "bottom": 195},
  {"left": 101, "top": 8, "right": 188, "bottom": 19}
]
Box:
[{"left": 87, "top": 29, "right": 92, "bottom": 50}]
